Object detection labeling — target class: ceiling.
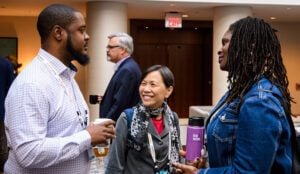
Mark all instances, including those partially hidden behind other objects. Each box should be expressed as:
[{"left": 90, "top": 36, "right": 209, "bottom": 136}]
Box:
[{"left": 1, "top": 0, "right": 300, "bottom": 22}]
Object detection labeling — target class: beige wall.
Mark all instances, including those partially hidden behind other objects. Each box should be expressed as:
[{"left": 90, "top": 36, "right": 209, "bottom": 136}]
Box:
[
  {"left": 0, "top": 16, "right": 299, "bottom": 115},
  {"left": 0, "top": 16, "right": 39, "bottom": 72},
  {"left": 273, "top": 22, "right": 300, "bottom": 115}
]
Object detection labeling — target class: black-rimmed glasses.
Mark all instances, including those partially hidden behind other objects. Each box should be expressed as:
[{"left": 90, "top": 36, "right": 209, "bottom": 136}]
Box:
[{"left": 106, "top": 45, "right": 121, "bottom": 49}]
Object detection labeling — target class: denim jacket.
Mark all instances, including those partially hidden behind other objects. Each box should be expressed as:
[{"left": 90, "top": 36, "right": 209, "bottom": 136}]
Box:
[{"left": 200, "top": 78, "right": 292, "bottom": 174}]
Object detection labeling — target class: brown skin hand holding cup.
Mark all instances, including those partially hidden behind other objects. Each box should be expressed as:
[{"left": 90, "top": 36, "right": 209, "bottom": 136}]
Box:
[
  {"left": 92, "top": 118, "right": 115, "bottom": 157},
  {"left": 86, "top": 118, "right": 115, "bottom": 153}
]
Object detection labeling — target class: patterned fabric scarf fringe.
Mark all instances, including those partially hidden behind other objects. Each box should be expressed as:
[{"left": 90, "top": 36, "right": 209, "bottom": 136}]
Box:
[{"left": 129, "top": 102, "right": 181, "bottom": 164}]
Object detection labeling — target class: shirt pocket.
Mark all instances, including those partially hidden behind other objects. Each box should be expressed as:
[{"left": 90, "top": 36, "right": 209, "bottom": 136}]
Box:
[{"left": 212, "top": 102, "right": 239, "bottom": 143}]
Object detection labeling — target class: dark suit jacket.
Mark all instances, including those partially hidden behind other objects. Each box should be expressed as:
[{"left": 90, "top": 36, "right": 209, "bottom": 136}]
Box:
[
  {"left": 0, "top": 57, "right": 14, "bottom": 120},
  {"left": 100, "top": 57, "right": 141, "bottom": 121}
]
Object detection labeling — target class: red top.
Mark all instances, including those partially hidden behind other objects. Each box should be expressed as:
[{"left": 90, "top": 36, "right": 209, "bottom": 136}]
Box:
[{"left": 151, "top": 117, "right": 164, "bottom": 134}]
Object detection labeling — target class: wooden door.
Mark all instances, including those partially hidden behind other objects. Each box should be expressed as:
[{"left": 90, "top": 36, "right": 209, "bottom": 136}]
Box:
[{"left": 131, "top": 19, "right": 212, "bottom": 118}]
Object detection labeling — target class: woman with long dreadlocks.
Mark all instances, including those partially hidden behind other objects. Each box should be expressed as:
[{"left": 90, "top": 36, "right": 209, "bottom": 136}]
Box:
[{"left": 173, "top": 16, "right": 295, "bottom": 174}]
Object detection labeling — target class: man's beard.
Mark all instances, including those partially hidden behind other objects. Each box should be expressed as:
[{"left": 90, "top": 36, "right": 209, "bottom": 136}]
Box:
[{"left": 67, "top": 34, "right": 90, "bottom": 66}]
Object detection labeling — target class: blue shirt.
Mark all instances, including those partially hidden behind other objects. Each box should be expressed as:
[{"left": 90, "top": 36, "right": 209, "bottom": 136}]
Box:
[
  {"left": 0, "top": 57, "right": 14, "bottom": 120},
  {"left": 200, "top": 78, "right": 292, "bottom": 174},
  {"left": 4, "top": 49, "right": 92, "bottom": 174}
]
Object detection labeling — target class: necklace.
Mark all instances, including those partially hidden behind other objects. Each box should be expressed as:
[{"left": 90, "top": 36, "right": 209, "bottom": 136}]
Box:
[{"left": 148, "top": 131, "right": 171, "bottom": 172}]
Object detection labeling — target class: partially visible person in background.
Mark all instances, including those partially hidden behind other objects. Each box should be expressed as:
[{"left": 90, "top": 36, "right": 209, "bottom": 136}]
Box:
[
  {"left": 173, "top": 16, "right": 295, "bottom": 174},
  {"left": 5, "top": 55, "right": 22, "bottom": 76},
  {"left": 4, "top": 4, "right": 115, "bottom": 174},
  {"left": 105, "top": 65, "right": 182, "bottom": 174},
  {"left": 99, "top": 32, "right": 141, "bottom": 121},
  {"left": 0, "top": 56, "right": 14, "bottom": 173}
]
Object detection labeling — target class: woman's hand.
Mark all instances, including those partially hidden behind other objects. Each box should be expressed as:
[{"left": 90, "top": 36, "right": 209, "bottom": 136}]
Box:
[
  {"left": 179, "top": 149, "right": 207, "bottom": 169},
  {"left": 172, "top": 162, "right": 198, "bottom": 174}
]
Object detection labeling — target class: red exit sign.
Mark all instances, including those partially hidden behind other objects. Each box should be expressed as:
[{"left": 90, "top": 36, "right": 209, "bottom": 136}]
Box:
[{"left": 165, "top": 13, "right": 182, "bottom": 28}]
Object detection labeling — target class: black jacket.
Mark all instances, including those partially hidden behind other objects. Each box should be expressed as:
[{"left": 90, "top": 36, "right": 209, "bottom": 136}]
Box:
[{"left": 99, "top": 57, "right": 141, "bottom": 121}]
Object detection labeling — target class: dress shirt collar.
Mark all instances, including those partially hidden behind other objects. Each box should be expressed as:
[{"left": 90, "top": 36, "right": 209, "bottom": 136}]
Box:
[
  {"left": 38, "top": 48, "right": 77, "bottom": 78},
  {"left": 114, "top": 56, "right": 130, "bottom": 71}
]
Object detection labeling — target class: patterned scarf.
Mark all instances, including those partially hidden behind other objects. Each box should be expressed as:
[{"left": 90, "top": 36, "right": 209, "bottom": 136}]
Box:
[{"left": 128, "top": 102, "right": 181, "bottom": 165}]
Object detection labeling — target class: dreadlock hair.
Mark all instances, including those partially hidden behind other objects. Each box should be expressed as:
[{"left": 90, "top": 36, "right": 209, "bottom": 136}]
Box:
[{"left": 226, "top": 16, "right": 293, "bottom": 116}]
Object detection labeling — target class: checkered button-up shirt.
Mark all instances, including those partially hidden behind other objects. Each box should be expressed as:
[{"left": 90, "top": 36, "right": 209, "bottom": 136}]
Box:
[{"left": 4, "top": 49, "right": 92, "bottom": 174}]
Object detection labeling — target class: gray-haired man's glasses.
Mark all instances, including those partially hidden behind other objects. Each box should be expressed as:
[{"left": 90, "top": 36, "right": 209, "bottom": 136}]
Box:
[{"left": 106, "top": 45, "right": 121, "bottom": 49}]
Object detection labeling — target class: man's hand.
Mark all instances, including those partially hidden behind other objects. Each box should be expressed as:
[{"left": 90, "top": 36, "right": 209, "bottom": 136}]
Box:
[
  {"left": 97, "top": 95, "right": 103, "bottom": 104},
  {"left": 86, "top": 119, "right": 115, "bottom": 146}
]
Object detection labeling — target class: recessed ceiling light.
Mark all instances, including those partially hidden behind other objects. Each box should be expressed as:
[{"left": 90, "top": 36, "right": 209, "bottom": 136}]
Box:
[
  {"left": 270, "top": 17, "right": 277, "bottom": 20},
  {"left": 182, "top": 14, "right": 189, "bottom": 18}
]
